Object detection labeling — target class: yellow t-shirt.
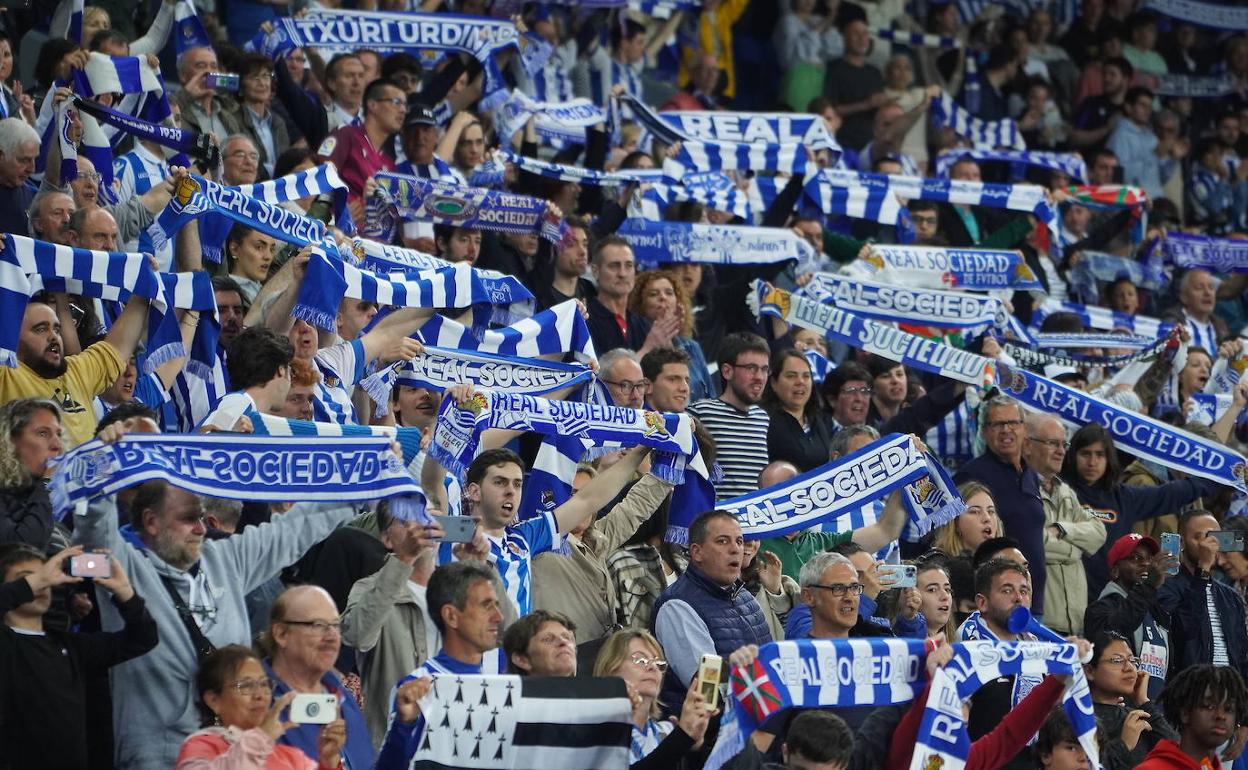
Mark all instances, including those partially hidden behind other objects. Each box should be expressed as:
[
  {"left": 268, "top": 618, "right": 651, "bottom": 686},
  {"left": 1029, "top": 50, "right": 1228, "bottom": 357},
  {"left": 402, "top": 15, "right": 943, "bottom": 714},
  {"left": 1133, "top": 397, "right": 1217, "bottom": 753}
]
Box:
[{"left": 0, "top": 341, "right": 124, "bottom": 448}]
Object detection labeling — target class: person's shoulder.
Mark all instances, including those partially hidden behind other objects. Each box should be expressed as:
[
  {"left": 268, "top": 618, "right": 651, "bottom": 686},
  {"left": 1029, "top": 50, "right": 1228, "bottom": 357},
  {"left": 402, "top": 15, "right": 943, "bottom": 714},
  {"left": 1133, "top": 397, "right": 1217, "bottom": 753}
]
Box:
[{"left": 316, "top": 125, "right": 361, "bottom": 157}]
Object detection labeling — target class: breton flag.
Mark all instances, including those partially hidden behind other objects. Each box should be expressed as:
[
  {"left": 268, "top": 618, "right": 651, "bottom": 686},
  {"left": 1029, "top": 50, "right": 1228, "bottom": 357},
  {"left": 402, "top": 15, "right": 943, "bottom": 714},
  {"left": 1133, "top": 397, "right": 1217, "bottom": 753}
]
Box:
[{"left": 412, "top": 675, "right": 632, "bottom": 769}]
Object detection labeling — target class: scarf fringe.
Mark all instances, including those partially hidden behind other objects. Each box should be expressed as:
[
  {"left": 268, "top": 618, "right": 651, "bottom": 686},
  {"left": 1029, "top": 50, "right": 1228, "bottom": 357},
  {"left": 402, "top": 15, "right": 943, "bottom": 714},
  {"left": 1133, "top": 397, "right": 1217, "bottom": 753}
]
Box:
[
  {"left": 290, "top": 303, "right": 338, "bottom": 334},
  {"left": 142, "top": 341, "right": 186, "bottom": 374}
]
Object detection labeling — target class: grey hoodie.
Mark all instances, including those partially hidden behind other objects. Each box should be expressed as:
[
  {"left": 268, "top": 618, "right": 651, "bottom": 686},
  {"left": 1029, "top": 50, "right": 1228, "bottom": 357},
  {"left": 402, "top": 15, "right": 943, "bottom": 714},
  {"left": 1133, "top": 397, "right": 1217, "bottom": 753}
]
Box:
[{"left": 73, "top": 495, "right": 359, "bottom": 770}]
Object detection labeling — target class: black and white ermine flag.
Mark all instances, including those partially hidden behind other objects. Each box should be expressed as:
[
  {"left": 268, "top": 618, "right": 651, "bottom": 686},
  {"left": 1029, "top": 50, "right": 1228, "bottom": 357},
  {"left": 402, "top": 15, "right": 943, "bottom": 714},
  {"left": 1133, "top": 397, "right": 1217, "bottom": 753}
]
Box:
[{"left": 412, "top": 675, "right": 633, "bottom": 769}]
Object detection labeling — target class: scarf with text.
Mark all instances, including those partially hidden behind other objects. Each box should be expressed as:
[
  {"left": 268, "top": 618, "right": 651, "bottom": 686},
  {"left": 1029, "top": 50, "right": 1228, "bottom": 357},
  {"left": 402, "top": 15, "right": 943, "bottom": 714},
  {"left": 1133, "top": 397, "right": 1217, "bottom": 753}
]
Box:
[
  {"left": 1156, "top": 231, "right": 1248, "bottom": 273},
  {"left": 706, "top": 638, "right": 930, "bottom": 770},
  {"left": 430, "top": 389, "right": 696, "bottom": 484},
  {"left": 1030, "top": 298, "right": 1174, "bottom": 338},
  {"left": 930, "top": 92, "right": 1026, "bottom": 150},
  {"left": 657, "top": 109, "right": 840, "bottom": 152},
  {"left": 494, "top": 149, "right": 662, "bottom": 187},
  {"left": 662, "top": 140, "right": 808, "bottom": 183},
  {"left": 911, "top": 641, "right": 1100, "bottom": 770},
  {"left": 1138, "top": 0, "right": 1248, "bottom": 30},
  {"left": 48, "top": 434, "right": 418, "bottom": 518},
  {"left": 631, "top": 178, "right": 756, "bottom": 222},
  {"left": 1002, "top": 333, "right": 1174, "bottom": 370},
  {"left": 247, "top": 412, "right": 425, "bottom": 469},
  {"left": 709, "top": 432, "right": 964, "bottom": 545},
  {"left": 1154, "top": 73, "right": 1241, "bottom": 98},
  {"left": 801, "top": 273, "right": 1017, "bottom": 333},
  {"left": 1069, "top": 250, "right": 1167, "bottom": 303},
  {"left": 616, "top": 218, "right": 813, "bottom": 267},
  {"left": 493, "top": 91, "right": 605, "bottom": 146},
  {"left": 848, "top": 243, "right": 1044, "bottom": 291},
  {"left": 375, "top": 173, "right": 564, "bottom": 244},
  {"left": 147, "top": 174, "right": 329, "bottom": 260},
  {"left": 72, "top": 97, "right": 205, "bottom": 166},
  {"left": 934, "top": 148, "right": 1087, "bottom": 183},
  {"left": 876, "top": 28, "right": 962, "bottom": 48}
]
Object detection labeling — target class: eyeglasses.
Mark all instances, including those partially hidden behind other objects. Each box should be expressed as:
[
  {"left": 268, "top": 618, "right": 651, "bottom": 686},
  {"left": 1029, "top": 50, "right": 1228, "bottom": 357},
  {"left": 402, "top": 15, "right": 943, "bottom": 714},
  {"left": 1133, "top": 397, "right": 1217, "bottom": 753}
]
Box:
[
  {"left": 911, "top": 214, "right": 938, "bottom": 225},
  {"left": 281, "top": 619, "right": 342, "bottom": 634},
  {"left": 77, "top": 171, "right": 101, "bottom": 183},
  {"left": 604, "top": 379, "right": 649, "bottom": 394},
  {"left": 1026, "top": 436, "right": 1069, "bottom": 449},
  {"left": 1102, "top": 654, "right": 1140, "bottom": 668},
  {"left": 372, "top": 96, "right": 408, "bottom": 109},
  {"left": 629, "top": 654, "right": 668, "bottom": 672},
  {"left": 227, "top": 150, "right": 260, "bottom": 162},
  {"left": 841, "top": 386, "right": 873, "bottom": 396},
  {"left": 243, "top": 71, "right": 275, "bottom": 82},
  {"left": 730, "top": 363, "right": 770, "bottom": 376},
  {"left": 808, "top": 582, "right": 865, "bottom": 597},
  {"left": 232, "top": 677, "right": 273, "bottom": 694},
  {"left": 985, "top": 419, "right": 1024, "bottom": 430}
]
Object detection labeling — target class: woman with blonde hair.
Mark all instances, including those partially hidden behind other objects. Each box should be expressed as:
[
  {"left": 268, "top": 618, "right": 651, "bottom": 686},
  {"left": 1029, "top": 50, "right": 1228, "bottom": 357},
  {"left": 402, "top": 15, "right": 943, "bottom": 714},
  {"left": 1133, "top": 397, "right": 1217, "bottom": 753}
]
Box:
[
  {"left": 593, "top": 629, "right": 716, "bottom": 768},
  {"left": 0, "top": 398, "right": 64, "bottom": 550},
  {"left": 930, "top": 481, "right": 1004, "bottom": 557},
  {"left": 627, "top": 269, "right": 712, "bottom": 402}
]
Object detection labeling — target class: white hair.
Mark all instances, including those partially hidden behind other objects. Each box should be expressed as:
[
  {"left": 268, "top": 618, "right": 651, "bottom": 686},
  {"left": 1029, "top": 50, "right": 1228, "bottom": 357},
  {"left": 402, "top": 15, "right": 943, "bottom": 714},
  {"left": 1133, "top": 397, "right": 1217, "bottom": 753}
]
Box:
[
  {"left": 0, "top": 118, "right": 39, "bottom": 159},
  {"left": 799, "top": 551, "right": 855, "bottom": 589}
]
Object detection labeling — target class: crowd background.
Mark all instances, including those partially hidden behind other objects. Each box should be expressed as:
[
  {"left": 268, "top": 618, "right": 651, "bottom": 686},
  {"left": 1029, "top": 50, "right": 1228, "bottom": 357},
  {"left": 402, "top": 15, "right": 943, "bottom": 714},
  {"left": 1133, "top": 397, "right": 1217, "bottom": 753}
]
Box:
[{"left": 0, "top": 0, "right": 1247, "bottom": 769}]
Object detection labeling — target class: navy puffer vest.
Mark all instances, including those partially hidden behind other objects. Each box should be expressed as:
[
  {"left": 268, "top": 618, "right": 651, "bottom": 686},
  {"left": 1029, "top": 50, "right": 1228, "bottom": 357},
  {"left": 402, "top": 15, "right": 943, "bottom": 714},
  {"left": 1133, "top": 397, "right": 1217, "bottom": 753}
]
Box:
[{"left": 650, "top": 564, "right": 772, "bottom": 714}]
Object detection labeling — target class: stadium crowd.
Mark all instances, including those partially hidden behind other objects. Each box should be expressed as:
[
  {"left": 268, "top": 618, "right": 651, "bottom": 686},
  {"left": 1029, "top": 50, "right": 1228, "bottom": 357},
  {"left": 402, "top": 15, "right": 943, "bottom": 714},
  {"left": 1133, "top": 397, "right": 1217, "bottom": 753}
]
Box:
[{"left": 1, "top": 0, "right": 1248, "bottom": 768}]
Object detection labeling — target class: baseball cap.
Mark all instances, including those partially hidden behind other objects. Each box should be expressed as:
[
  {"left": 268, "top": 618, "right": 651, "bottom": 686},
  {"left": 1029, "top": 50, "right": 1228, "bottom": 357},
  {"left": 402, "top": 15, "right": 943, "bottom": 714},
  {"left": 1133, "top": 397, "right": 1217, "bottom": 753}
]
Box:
[
  {"left": 404, "top": 101, "right": 437, "bottom": 128},
  {"left": 1106, "top": 533, "right": 1159, "bottom": 568}
]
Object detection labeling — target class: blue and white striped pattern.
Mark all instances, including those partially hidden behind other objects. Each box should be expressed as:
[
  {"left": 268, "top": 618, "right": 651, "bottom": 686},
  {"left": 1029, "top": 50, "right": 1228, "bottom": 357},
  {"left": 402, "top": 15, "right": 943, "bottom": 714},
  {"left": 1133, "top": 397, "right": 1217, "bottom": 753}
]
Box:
[
  {"left": 173, "top": 0, "right": 212, "bottom": 53},
  {"left": 496, "top": 149, "right": 663, "bottom": 187},
  {"left": 658, "top": 110, "right": 842, "bottom": 153},
  {"left": 1030, "top": 299, "right": 1174, "bottom": 338},
  {"left": 804, "top": 349, "right": 831, "bottom": 384},
  {"left": 636, "top": 177, "right": 754, "bottom": 221},
  {"left": 930, "top": 91, "right": 1026, "bottom": 150},
  {"left": 663, "top": 141, "right": 808, "bottom": 183},
  {"left": 1154, "top": 73, "right": 1240, "bottom": 98},
  {"left": 1161, "top": 231, "right": 1248, "bottom": 274},
  {"left": 875, "top": 28, "right": 962, "bottom": 49},
  {"left": 416, "top": 299, "right": 596, "bottom": 363},
  {"left": 50, "top": 0, "right": 83, "bottom": 42},
  {"left": 934, "top": 148, "right": 1088, "bottom": 183},
  {"left": 1033, "top": 332, "right": 1157, "bottom": 350},
  {"left": 927, "top": 401, "right": 975, "bottom": 467},
  {"left": 72, "top": 52, "right": 163, "bottom": 98},
  {"left": 802, "top": 273, "right": 1013, "bottom": 331},
  {"left": 114, "top": 148, "right": 172, "bottom": 263},
  {"left": 591, "top": 58, "right": 643, "bottom": 111},
  {"left": 249, "top": 408, "right": 425, "bottom": 468},
  {"left": 1138, "top": 0, "right": 1248, "bottom": 31},
  {"left": 1185, "top": 313, "right": 1219, "bottom": 355},
  {"left": 161, "top": 271, "right": 219, "bottom": 380},
  {"left": 169, "top": 355, "right": 229, "bottom": 433},
  {"left": 311, "top": 339, "right": 365, "bottom": 425}
]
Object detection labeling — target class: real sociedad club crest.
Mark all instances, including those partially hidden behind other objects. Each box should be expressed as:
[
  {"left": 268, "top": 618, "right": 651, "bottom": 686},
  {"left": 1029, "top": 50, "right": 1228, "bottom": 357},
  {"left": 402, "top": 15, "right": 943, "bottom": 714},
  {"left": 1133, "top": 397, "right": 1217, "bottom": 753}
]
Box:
[
  {"left": 1234, "top": 462, "right": 1248, "bottom": 486},
  {"left": 68, "top": 446, "right": 118, "bottom": 488},
  {"left": 642, "top": 412, "right": 669, "bottom": 438},
  {"left": 995, "top": 363, "right": 1026, "bottom": 394},
  {"left": 760, "top": 285, "right": 792, "bottom": 319}
]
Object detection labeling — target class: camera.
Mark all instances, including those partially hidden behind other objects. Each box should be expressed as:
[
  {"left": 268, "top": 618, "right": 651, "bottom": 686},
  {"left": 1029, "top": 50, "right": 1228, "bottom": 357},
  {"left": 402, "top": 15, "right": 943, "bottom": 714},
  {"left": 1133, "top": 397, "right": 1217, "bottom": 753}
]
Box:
[{"left": 289, "top": 694, "right": 337, "bottom": 725}]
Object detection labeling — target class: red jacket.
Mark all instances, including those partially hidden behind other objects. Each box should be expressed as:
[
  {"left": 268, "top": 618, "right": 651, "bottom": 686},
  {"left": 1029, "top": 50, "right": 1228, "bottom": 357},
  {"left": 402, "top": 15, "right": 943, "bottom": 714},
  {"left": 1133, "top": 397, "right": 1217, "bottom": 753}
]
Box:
[
  {"left": 1135, "top": 739, "right": 1224, "bottom": 770},
  {"left": 886, "top": 676, "right": 1066, "bottom": 770}
]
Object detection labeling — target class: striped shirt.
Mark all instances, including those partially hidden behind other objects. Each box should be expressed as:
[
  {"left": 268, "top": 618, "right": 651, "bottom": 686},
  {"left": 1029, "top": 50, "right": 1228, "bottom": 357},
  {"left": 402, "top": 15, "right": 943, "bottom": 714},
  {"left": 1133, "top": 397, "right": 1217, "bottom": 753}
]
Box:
[
  {"left": 313, "top": 340, "right": 366, "bottom": 425},
  {"left": 1208, "top": 581, "right": 1230, "bottom": 666},
  {"left": 1184, "top": 311, "right": 1219, "bottom": 354},
  {"left": 928, "top": 401, "right": 974, "bottom": 469},
  {"left": 170, "top": 352, "right": 230, "bottom": 433},
  {"left": 687, "top": 398, "right": 770, "bottom": 501},
  {"left": 589, "top": 47, "right": 643, "bottom": 115},
  {"left": 530, "top": 42, "right": 575, "bottom": 103},
  {"left": 113, "top": 143, "right": 173, "bottom": 269},
  {"left": 487, "top": 510, "right": 561, "bottom": 617}
]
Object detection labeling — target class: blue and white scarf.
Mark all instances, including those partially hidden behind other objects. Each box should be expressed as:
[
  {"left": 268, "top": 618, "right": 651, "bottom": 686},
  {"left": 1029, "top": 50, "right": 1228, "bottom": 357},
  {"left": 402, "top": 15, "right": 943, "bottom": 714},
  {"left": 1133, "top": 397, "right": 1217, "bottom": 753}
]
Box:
[
  {"left": 162, "top": 271, "right": 220, "bottom": 381},
  {"left": 48, "top": 433, "right": 418, "bottom": 518},
  {"left": 802, "top": 273, "right": 1016, "bottom": 333},
  {"left": 663, "top": 140, "right": 808, "bottom": 183},
  {"left": 875, "top": 28, "right": 962, "bottom": 49},
  {"left": 1030, "top": 299, "right": 1174, "bottom": 338},
  {"left": 995, "top": 362, "right": 1247, "bottom": 493},
  {"left": 934, "top": 148, "right": 1088, "bottom": 183},
  {"left": 712, "top": 432, "right": 964, "bottom": 544},
  {"left": 911, "top": 641, "right": 1101, "bottom": 770},
  {"left": 706, "top": 638, "right": 930, "bottom": 770},
  {"left": 72, "top": 97, "right": 203, "bottom": 166},
  {"left": 1158, "top": 231, "right": 1248, "bottom": 273},
  {"left": 930, "top": 92, "right": 1026, "bottom": 151},
  {"left": 50, "top": 0, "right": 83, "bottom": 42},
  {"left": 247, "top": 412, "right": 425, "bottom": 469},
  {"left": 750, "top": 282, "right": 998, "bottom": 388},
  {"left": 416, "top": 299, "right": 596, "bottom": 363},
  {"left": 631, "top": 178, "right": 755, "bottom": 222},
  {"left": 1138, "top": 0, "right": 1248, "bottom": 30},
  {"left": 173, "top": 0, "right": 213, "bottom": 54},
  {"left": 616, "top": 218, "right": 814, "bottom": 266},
  {"left": 71, "top": 52, "right": 163, "bottom": 98},
  {"left": 804, "top": 349, "right": 831, "bottom": 384},
  {"left": 1032, "top": 331, "right": 1158, "bottom": 351},
  {"left": 293, "top": 253, "right": 524, "bottom": 332},
  {"left": 375, "top": 173, "right": 564, "bottom": 245},
  {"left": 430, "top": 390, "right": 697, "bottom": 484},
  {"left": 147, "top": 174, "right": 328, "bottom": 261},
  {"left": 805, "top": 169, "right": 1059, "bottom": 239},
  {"left": 0, "top": 234, "right": 170, "bottom": 369},
  {"left": 657, "top": 110, "right": 841, "bottom": 153},
  {"left": 493, "top": 91, "right": 605, "bottom": 146},
  {"left": 848, "top": 243, "right": 1044, "bottom": 291},
  {"left": 1154, "top": 73, "right": 1241, "bottom": 98},
  {"left": 494, "top": 150, "right": 661, "bottom": 188}
]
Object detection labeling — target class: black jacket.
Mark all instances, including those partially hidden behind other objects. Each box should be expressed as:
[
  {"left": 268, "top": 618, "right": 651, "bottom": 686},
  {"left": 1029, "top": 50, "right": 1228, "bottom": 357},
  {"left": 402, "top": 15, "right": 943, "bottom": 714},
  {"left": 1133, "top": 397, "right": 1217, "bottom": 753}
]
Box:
[
  {"left": 0, "top": 482, "right": 53, "bottom": 550},
  {"left": 1158, "top": 564, "right": 1248, "bottom": 681}
]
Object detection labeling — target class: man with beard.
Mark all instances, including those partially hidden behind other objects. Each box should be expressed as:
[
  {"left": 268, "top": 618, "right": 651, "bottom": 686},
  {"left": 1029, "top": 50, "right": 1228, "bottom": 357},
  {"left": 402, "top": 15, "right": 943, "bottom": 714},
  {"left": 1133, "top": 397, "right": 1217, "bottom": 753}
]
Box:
[
  {"left": 0, "top": 293, "right": 149, "bottom": 447},
  {"left": 689, "top": 332, "right": 771, "bottom": 500}
]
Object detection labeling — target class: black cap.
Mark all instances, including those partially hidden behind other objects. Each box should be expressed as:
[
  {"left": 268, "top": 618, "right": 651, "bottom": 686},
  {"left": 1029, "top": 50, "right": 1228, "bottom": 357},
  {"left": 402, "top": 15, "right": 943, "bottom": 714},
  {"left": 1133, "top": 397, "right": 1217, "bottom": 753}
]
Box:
[{"left": 404, "top": 100, "right": 437, "bottom": 128}]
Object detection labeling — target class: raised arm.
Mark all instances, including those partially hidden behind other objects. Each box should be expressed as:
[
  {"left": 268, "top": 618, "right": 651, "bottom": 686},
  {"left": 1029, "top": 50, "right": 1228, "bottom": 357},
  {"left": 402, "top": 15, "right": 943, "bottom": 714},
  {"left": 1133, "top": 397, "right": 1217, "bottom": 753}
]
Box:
[
  {"left": 851, "top": 488, "right": 905, "bottom": 552},
  {"left": 103, "top": 294, "right": 152, "bottom": 363},
  {"left": 551, "top": 445, "right": 648, "bottom": 534}
]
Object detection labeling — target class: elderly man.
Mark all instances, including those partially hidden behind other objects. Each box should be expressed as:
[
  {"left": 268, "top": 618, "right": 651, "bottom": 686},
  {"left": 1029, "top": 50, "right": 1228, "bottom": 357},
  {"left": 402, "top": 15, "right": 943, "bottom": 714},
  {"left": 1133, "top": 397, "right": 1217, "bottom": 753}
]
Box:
[
  {"left": 600, "top": 348, "right": 646, "bottom": 409},
  {"left": 662, "top": 51, "right": 723, "bottom": 111},
  {"left": 72, "top": 477, "right": 367, "bottom": 769},
  {"left": 1025, "top": 413, "right": 1105, "bottom": 635},
  {"left": 66, "top": 206, "right": 119, "bottom": 252},
  {"left": 1164, "top": 268, "right": 1226, "bottom": 354},
  {"left": 26, "top": 190, "right": 75, "bottom": 244},
  {"left": 0, "top": 117, "right": 38, "bottom": 235},
  {"left": 323, "top": 54, "right": 367, "bottom": 132},
  {"left": 955, "top": 395, "right": 1049, "bottom": 620},
  {"left": 265, "top": 585, "right": 374, "bottom": 769},
  {"left": 221, "top": 134, "right": 260, "bottom": 185},
  {"left": 652, "top": 510, "right": 773, "bottom": 713},
  {"left": 173, "top": 45, "right": 230, "bottom": 142}
]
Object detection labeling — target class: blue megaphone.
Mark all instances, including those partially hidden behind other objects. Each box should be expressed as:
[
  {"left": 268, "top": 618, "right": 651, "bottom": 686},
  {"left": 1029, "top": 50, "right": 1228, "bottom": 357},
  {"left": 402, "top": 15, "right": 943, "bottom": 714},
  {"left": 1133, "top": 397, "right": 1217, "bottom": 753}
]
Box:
[{"left": 1007, "top": 606, "right": 1067, "bottom": 644}]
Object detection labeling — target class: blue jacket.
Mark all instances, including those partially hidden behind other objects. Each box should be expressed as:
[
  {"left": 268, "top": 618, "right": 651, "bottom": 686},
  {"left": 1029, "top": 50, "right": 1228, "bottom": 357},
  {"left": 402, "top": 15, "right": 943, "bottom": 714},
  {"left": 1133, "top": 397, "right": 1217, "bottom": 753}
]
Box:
[
  {"left": 1158, "top": 565, "right": 1248, "bottom": 683},
  {"left": 265, "top": 661, "right": 375, "bottom": 770}
]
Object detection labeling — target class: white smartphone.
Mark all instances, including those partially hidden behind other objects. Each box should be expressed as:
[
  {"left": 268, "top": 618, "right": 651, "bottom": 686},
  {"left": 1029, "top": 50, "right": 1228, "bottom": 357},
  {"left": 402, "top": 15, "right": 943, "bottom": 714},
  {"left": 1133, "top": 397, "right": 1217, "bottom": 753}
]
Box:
[
  {"left": 289, "top": 694, "right": 338, "bottom": 725},
  {"left": 878, "top": 564, "right": 918, "bottom": 588}
]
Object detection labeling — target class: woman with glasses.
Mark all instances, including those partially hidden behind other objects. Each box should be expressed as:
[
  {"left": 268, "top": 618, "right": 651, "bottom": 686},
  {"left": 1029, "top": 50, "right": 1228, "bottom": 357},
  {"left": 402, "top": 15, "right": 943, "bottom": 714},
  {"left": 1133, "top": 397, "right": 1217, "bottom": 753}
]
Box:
[
  {"left": 1084, "top": 632, "right": 1178, "bottom": 770},
  {"left": 592, "top": 630, "right": 717, "bottom": 769},
  {"left": 627, "top": 270, "right": 713, "bottom": 403},
  {"left": 222, "top": 53, "right": 300, "bottom": 179},
  {"left": 177, "top": 644, "right": 347, "bottom": 769},
  {"left": 1060, "top": 423, "right": 1214, "bottom": 597},
  {"left": 761, "top": 348, "right": 834, "bottom": 472}
]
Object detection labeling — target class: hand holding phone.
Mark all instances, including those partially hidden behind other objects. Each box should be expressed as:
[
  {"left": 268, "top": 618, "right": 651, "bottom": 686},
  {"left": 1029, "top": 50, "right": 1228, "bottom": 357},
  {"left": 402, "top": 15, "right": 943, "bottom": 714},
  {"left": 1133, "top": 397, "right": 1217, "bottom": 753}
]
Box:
[
  {"left": 290, "top": 694, "right": 338, "bottom": 725},
  {"left": 877, "top": 564, "right": 917, "bottom": 589},
  {"left": 68, "top": 553, "right": 112, "bottom": 579},
  {"left": 1212, "top": 530, "right": 1246, "bottom": 553},
  {"left": 696, "top": 653, "right": 722, "bottom": 711},
  {"left": 432, "top": 514, "right": 476, "bottom": 543},
  {"left": 1160, "top": 533, "right": 1181, "bottom": 576}
]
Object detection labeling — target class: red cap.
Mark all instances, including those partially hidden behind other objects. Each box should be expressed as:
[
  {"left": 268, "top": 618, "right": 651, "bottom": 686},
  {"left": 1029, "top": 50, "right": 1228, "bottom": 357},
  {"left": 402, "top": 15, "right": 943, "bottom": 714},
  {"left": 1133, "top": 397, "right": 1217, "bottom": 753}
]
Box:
[{"left": 1107, "top": 533, "right": 1159, "bottom": 568}]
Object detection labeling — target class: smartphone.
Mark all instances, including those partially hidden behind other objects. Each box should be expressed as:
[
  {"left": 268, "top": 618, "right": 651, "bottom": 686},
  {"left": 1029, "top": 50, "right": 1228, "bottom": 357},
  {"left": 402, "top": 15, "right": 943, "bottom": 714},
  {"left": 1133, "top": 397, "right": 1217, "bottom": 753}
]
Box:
[
  {"left": 696, "top": 653, "right": 722, "bottom": 711},
  {"left": 1211, "top": 530, "right": 1246, "bottom": 553},
  {"left": 432, "top": 514, "right": 476, "bottom": 544},
  {"left": 289, "top": 693, "right": 338, "bottom": 725},
  {"left": 68, "top": 554, "right": 111, "bottom": 579},
  {"left": 1160, "top": 533, "right": 1181, "bottom": 576},
  {"left": 877, "top": 564, "right": 917, "bottom": 588},
  {"left": 205, "top": 72, "right": 240, "bottom": 92}
]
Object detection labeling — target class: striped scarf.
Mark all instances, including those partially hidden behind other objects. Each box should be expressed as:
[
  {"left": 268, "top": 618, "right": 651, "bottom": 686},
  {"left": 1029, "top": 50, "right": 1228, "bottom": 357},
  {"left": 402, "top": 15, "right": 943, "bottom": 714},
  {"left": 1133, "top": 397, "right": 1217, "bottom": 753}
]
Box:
[
  {"left": 616, "top": 218, "right": 815, "bottom": 267},
  {"left": 930, "top": 92, "right": 1026, "bottom": 150},
  {"left": 376, "top": 173, "right": 564, "bottom": 244},
  {"left": 934, "top": 148, "right": 1088, "bottom": 182},
  {"left": 662, "top": 140, "right": 808, "bottom": 183}
]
